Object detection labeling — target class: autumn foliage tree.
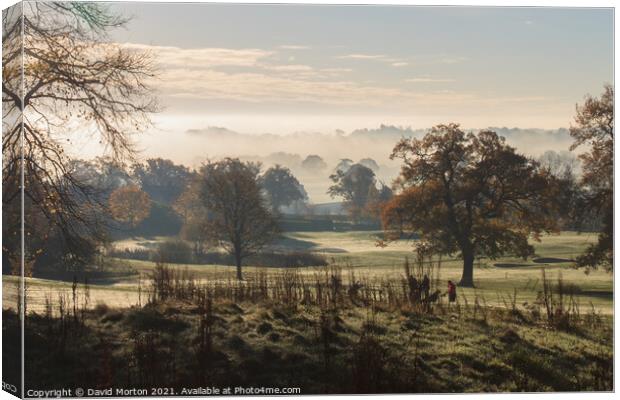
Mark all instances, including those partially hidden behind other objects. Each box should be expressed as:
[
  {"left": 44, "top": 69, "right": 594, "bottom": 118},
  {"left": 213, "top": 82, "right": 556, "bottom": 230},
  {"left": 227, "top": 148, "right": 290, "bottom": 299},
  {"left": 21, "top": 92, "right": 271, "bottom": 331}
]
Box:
[
  {"left": 109, "top": 185, "right": 152, "bottom": 228},
  {"left": 383, "top": 124, "right": 556, "bottom": 287},
  {"left": 173, "top": 173, "right": 212, "bottom": 257},
  {"left": 199, "top": 159, "right": 278, "bottom": 280},
  {"left": 570, "top": 85, "right": 614, "bottom": 271},
  {"left": 365, "top": 182, "right": 393, "bottom": 220}
]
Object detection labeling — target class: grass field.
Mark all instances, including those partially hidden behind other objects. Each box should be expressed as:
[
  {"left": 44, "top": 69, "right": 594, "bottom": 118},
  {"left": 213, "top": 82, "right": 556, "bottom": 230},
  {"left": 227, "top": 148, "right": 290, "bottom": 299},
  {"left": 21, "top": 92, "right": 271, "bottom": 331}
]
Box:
[
  {"left": 2, "top": 229, "right": 613, "bottom": 393},
  {"left": 5, "top": 290, "right": 613, "bottom": 393},
  {"left": 2, "top": 230, "right": 613, "bottom": 315}
]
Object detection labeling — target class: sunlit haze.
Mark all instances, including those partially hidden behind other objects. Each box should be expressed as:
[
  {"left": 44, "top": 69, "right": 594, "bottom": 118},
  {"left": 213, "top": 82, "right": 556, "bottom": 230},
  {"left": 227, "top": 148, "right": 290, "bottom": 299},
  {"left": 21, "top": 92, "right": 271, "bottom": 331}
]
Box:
[{"left": 76, "top": 3, "right": 614, "bottom": 202}]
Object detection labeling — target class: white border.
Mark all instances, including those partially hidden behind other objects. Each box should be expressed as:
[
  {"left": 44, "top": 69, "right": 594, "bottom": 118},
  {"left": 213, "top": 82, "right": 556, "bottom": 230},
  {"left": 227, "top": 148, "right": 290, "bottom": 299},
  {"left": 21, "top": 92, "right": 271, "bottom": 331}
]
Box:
[{"left": 0, "top": 1, "right": 616, "bottom": 400}]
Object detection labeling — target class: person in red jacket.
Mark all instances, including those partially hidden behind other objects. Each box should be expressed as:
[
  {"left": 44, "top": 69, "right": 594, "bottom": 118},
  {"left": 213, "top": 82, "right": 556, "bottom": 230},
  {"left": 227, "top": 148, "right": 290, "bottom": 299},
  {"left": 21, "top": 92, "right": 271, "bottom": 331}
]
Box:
[{"left": 447, "top": 280, "right": 457, "bottom": 304}]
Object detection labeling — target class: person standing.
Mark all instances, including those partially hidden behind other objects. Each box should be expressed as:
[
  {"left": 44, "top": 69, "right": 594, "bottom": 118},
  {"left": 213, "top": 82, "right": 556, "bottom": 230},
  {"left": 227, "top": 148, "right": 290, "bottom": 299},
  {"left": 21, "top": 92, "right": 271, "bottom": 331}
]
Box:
[
  {"left": 447, "top": 280, "right": 457, "bottom": 303},
  {"left": 421, "top": 274, "right": 430, "bottom": 300},
  {"left": 407, "top": 275, "right": 420, "bottom": 304}
]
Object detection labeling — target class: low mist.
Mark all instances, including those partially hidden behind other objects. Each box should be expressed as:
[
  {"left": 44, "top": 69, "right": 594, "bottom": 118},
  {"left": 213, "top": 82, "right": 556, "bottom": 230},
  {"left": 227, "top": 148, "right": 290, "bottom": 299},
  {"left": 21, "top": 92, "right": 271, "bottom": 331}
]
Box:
[{"left": 134, "top": 124, "right": 574, "bottom": 203}]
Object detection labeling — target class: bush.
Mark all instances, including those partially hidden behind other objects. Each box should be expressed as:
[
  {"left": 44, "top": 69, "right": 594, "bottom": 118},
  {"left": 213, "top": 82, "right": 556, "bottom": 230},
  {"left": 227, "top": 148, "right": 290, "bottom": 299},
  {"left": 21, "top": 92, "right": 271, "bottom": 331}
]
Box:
[
  {"left": 156, "top": 240, "right": 194, "bottom": 264},
  {"left": 108, "top": 248, "right": 151, "bottom": 261}
]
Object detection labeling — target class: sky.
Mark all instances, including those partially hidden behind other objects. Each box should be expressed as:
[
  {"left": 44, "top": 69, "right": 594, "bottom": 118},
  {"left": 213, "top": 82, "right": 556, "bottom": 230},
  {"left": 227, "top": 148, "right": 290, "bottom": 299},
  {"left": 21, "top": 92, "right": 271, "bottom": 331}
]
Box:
[{"left": 107, "top": 4, "right": 614, "bottom": 134}]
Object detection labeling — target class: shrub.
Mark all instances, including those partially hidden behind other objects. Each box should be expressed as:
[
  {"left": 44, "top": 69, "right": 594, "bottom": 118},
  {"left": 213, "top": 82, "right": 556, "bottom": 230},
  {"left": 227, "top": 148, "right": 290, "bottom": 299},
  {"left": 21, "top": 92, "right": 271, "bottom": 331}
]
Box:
[
  {"left": 157, "top": 240, "right": 194, "bottom": 264},
  {"left": 108, "top": 247, "right": 151, "bottom": 261}
]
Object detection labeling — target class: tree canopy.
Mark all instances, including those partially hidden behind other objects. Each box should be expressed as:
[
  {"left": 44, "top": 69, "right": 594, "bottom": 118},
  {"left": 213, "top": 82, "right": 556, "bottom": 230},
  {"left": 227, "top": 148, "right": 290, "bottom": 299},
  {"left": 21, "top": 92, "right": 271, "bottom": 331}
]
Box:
[
  {"left": 133, "top": 158, "right": 191, "bottom": 204},
  {"left": 328, "top": 163, "right": 377, "bottom": 221},
  {"left": 334, "top": 158, "right": 354, "bottom": 173},
  {"left": 173, "top": 172, "right": 211, "bottom": 257},
  {"left": 109, "top": 185, "right": 152, "bottom": 228},
  {"left": 261, "top": 165, "right": 307, "bottom": 213},
  {"left": 301, "top": 155, "right": 327, "bottom": 170},
  {"left": 358, "top": 158, "right": 380, "bottom": 172},
  {"left": 198, "top": 159, "right": 278, "bottom": 280},
  {"left": 366, "top": 182, "right": 393, "bottom": 220},
  {"left": 570, "top": 85, "right": 613, "bottom": 272},
  {"left": 382, "top": 124, "right": 557, "bottom": 287}
]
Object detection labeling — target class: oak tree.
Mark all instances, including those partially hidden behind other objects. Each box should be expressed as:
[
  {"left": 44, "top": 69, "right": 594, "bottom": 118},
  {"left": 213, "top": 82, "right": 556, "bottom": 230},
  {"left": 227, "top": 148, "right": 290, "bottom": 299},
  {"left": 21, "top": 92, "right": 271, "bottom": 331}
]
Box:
[{"left": 383, "top": 124, "right": 556, "bottom": 287}]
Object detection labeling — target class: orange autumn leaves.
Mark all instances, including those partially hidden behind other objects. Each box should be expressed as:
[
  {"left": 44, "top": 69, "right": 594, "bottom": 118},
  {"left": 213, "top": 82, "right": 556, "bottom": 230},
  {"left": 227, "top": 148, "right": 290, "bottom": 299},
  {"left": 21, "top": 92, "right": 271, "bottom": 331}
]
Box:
[{"left": 109, "top": 185, "right": 152, "bottom": 228}]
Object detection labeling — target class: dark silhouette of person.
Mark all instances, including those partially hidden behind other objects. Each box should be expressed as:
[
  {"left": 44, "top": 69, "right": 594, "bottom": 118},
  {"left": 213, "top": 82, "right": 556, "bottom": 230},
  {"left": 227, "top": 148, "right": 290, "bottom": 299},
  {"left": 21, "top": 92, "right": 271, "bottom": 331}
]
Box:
[
  {"left": 407, "top": 275, "right": 420, "bottom": 304},
  {"left": 421, "top": 274, "right": 430, "bottom": 300}
]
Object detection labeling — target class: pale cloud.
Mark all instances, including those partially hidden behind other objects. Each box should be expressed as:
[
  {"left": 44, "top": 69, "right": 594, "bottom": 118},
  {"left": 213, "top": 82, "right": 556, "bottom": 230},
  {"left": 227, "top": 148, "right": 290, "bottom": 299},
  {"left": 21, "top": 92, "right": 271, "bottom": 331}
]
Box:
[
  {"left": 337, "top": 53, "right": 386, "bottom": 60},
  {"left": 158, "top": 66, "right": 533, "bottom": 109},
  {"left": 406, "top": 77, "right": 455, "bottom": 83},
  {"left": 122, "top": 43, "right": 548, "bottom": 112},
  {"left": 158, "top": 67, "right": 414, "bottom": 106},
  {"left": 279, "top": 45, "right": 310, "bottom": 50},
  {"left": 123, "top": 43, "right": 273, "bottom": 68},
  {"left": 338, "top": 53, "right": 410, "bottom": 67},
  {"left": 525, "top": 20, "right": 534, "bottom": 25},
  {"left": 267, "top": 64, "right": 314, "bottom": 72},
  {"left": 128, "top": 43, "right": 409, "bottom": 106},
  {"left": 321, "top": 67, "right": 353, "bottom": 73},
  {"left": 337, "top": 53, "right": 469, "bottom": 68}
]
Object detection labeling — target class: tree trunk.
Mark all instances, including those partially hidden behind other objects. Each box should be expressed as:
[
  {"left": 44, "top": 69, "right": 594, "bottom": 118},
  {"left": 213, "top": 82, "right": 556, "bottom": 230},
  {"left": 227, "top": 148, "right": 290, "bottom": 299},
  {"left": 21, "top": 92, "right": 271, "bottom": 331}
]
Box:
[
  {"left": 459, "top": 253, "right": 475, "bottom": 287},
  {"left": 235, "top": 255, "right": 243, "bottom": 281}
]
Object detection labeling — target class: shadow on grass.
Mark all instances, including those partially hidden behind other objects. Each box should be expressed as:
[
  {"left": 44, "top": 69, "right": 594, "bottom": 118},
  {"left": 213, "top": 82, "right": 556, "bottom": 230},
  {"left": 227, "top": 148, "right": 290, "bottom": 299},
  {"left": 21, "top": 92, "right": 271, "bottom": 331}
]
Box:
[
  {"left": 494, "top": 263, "right": 532, "bottom": 268},
  {"left": 533, "top": 257, "right": 573, "bottom": 264}
]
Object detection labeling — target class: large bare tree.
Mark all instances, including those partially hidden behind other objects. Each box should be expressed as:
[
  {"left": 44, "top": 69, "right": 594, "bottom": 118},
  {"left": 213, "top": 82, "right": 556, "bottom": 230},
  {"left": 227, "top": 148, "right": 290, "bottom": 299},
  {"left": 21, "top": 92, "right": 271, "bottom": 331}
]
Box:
[{"left": 2, "top": 2, "right": 157, "bottom": 272}]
